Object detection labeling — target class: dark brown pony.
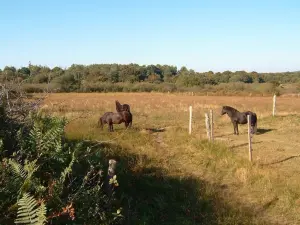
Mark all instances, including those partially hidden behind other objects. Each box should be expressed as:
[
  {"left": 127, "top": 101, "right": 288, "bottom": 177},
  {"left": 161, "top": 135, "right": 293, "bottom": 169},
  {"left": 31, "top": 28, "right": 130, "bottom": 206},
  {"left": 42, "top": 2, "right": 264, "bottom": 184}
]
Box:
[
  {"left": 116, "top": 100, "right": 131, "bottom": 113},
  {"left": 98, "top": 111, "right": 132, "bottom": 132},
  {"left": 221, "top": 106, "right": 257, "bottom": 135}
]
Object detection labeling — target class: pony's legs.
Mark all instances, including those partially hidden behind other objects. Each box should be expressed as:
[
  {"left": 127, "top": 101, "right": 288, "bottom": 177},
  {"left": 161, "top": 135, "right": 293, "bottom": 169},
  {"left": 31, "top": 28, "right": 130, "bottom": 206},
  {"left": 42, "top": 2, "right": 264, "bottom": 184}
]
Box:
[
  {"left": 108, "top": 119, "right": 113, "bottom": 132},
  {"left": 109, "top": 123, "right": 114, "bottom": 132},
  {"left": 253, "top": 122, "right": 257, "bottom": 134},
  {"left": 125, "top": 121, "right": 132, "bottom": 128},
  {"left": 232, "top": 122, "right": 236, "bottom": 134},
  {"left": 98, "top": 119, "right": 104, "bottom": 130},
  {"left": 250, "top": 125, "right": 256, "bottom": 134},
  {"left": 233, "top": 122, "right": 239, "bottom": 135}
]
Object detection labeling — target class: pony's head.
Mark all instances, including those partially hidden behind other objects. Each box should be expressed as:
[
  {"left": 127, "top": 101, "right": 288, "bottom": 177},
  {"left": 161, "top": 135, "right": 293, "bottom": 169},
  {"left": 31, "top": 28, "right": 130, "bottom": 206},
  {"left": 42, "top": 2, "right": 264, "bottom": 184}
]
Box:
[
  {"left": 221, "top": 106, "right": 237, "bottom": 116},
  {"left": 221, "top": 108, "right": 226, "bottom": 115},
  {"left": 116, "top": 100, "right": 131, "bottom": 112},
  {"left": 122, "top": 104, "right": 131, "bottom": 112},
  {"left": 221, "top": 106, "right": 229, "bottom": 115}
]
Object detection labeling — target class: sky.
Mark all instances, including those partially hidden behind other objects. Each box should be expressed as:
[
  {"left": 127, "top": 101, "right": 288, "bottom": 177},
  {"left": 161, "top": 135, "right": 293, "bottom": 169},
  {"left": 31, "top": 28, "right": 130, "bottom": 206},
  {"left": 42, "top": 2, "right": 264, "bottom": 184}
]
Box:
[{"left": 0, "top": 0, "right": 299, "bottom": 72}]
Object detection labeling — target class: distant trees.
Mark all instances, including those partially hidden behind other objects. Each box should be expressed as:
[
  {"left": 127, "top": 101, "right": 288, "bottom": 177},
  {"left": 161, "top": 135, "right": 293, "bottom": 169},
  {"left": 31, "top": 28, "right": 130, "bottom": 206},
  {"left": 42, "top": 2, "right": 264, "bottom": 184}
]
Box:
[
  {"left": 1, "top": 63, "right": 300, "bottom": 93},
  {"left": 229, "top": 71, "right": 253, "bottom": 83},
  {"left": 17, "top": 67, "right": 30, "bottom": 77},
  {"left": 2, "top": 66, "right": 17, "bottom": 81}
]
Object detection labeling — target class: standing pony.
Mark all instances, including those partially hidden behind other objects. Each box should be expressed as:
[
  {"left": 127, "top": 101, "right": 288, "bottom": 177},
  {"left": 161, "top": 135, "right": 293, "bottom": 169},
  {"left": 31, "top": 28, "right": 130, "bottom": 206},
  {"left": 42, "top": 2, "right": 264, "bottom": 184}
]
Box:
[
  {"left": 221, "top": 106, "right": 257, "bottom": 135},
  {"left": 98, "top": 111, "right": 132, "bottom": 132}
]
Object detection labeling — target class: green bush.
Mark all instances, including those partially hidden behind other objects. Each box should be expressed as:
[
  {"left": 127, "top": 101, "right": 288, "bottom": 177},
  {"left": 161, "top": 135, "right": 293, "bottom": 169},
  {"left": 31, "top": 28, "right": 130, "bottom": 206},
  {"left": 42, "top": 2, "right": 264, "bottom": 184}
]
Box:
[{"left": 0, "top": 111, "right": 123, "bottom": 224}]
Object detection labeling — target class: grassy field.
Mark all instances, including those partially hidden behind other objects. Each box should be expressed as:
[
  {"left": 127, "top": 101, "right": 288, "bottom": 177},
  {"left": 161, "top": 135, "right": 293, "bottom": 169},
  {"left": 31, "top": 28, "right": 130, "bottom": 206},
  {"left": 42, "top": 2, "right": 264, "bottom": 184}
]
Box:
[{"left": 40, "top": 92, "right": 300, "bottom": 225}]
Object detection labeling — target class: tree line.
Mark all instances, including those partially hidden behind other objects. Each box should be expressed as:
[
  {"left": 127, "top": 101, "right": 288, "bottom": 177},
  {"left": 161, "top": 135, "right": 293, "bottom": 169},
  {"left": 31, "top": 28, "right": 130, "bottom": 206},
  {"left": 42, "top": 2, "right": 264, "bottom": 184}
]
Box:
[{"left": 1, "top": 64, "right": 300, "bottom": 92}]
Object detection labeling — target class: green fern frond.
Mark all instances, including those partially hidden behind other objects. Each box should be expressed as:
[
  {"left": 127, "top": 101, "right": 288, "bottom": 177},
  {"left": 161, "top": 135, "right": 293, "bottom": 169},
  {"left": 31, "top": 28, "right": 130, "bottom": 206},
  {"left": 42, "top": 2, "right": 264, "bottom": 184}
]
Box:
[
  {"left": 9, "top": 159, "right": 27, "bottom": 179},
  {"left": 59, "top": 151, "right": 75, "bottom": 184},
  {"left": 23, "top": 159, "right": 39, "bottom": 179},
  {"left": 0, "top": 139, "right": 3, "bottom": 150},
  {"left": 35, "top": 202, "right": 47, "bottom": 225},
  {"left": 27, "top": 120, "right": 64, "bottom": 154},
  {"left": 28, "top": 124, "right": 40, "bottom": 152},
  {"left": 54, "top": 139, "right": 62, "bottom": 153},
  {"left": 41, "top": 125, "right": 63, "bottom": 152},
  {"left": 16, "top": 129, "right": 26, "bottom": 152},
  {"left": 15, "top": 193, "right": 47, "bottom": 225},
  {"left": 8, "top": 159, "right": 39, "bottom": 181},
  {"left": 9, "top": 159, "right": 39, "bottom": 195}
]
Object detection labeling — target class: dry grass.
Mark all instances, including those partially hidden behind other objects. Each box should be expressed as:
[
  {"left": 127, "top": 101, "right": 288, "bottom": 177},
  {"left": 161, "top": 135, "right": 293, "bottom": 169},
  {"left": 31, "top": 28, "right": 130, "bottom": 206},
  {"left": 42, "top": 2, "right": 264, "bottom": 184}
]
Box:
[{"left": 40, "top": 92, "right": 300, "bottom": 224}]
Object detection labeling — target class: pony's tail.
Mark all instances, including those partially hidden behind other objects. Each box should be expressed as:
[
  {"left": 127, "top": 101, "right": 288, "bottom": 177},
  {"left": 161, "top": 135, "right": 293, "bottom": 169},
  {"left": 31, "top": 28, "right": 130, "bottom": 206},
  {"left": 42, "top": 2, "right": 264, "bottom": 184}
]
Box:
[
  {"left": 98, "top": 117, "right": 103, "bottom": 129},
  {"left": 129, "top": 113, "right": 133, "bottom": 127},
  {"left": 252, "top": 113, "right": 257, "bottom": 134},
  {"left": 245, "top": 112, "right": 257, "bottom": 134}
]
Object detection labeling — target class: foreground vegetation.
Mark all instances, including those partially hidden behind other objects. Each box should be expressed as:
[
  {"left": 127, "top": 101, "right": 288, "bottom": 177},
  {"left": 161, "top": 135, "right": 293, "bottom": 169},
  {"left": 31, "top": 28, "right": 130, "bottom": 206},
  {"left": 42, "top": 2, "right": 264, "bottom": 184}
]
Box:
[
  {"left": 0, "top": 88, "right": 123, "bottom": 224},
  {"left": 1, "top": 63, "right": 300, "bottom": 95}
]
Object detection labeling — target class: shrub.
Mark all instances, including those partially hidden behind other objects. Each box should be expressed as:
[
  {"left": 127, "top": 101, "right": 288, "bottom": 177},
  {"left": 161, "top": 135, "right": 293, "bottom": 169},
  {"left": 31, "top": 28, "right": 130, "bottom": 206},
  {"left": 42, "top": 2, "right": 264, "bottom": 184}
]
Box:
[{"left": 0, "top": 86, "right": 123, "bottom": 224}]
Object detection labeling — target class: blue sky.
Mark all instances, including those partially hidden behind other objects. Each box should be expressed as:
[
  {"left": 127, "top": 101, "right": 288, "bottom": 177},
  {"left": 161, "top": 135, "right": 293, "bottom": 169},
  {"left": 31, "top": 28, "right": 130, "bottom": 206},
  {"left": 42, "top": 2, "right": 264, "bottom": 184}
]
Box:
[{"left": 0, "top": 0, "right": 299, "bottom": 72}]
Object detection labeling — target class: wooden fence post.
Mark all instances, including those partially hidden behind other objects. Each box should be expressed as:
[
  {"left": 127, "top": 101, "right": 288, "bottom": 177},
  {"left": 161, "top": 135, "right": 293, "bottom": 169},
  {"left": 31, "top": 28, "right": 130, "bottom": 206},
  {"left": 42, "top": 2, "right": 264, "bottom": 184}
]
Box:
[
  {"left": 273, "top": 94, "right": 276, "bottom": 116},
  {"left": 210, "top": 109, "right": 214, "bottom": 141},
  {"left": 205, "top": 113, "right": 211, "bottom": 140},
  {"left": 247, "top": 115, "right": 253, "bottom": 162},
  {"left": 189, "top": 106, "right": 192, "bottom": 135}
]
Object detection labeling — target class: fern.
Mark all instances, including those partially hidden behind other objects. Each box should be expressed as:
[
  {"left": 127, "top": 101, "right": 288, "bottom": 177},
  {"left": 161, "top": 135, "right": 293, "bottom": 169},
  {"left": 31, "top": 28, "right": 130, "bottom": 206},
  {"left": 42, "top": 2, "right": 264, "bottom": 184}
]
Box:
[
  {"left": 9, "top": 159, "right": 38, "bottom": 181},
  {"left": 0, "top": 138, "right": 3, "bottom": 152},
  {"left": 59, "top": 150, "right": 75, "bottom": 184},
  {"left": 23, "top": 160, "right": 39, "bottom": 179},
  {"left": 35, "top": 201, "right": 47, "bottom": 225},
  {"left": 8, "top": 159, "right": 39, "bottom": 195},
  {"left": 8, "top": 159, "right": 27, "bottom": 180},
  {"left": 42, "top": 125, "right": 63, "bottom": 152},
  {"left": 27, "top": 120, "right": 64, "bottom": 155},
  {"left": 15, "top": 193, "right": 47, "bottom": 225}
]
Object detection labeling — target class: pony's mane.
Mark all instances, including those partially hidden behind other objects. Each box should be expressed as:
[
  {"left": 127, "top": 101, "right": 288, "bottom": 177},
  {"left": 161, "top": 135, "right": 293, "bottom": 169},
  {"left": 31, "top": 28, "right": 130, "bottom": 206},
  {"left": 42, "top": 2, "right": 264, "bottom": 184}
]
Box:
[{"left": 222, "top": 105, "right": 239, "bottom": 113}]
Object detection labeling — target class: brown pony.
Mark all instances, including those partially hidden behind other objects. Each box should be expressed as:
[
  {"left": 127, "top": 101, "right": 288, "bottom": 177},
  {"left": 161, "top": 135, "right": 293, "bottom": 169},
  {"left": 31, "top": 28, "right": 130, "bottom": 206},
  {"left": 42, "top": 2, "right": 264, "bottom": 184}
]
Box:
[
  {"left": 98, "top": 111, "right": 132, "bottom": 132},
  {"left": 221, "top": 106, "right": 257, "bottom": 135}
]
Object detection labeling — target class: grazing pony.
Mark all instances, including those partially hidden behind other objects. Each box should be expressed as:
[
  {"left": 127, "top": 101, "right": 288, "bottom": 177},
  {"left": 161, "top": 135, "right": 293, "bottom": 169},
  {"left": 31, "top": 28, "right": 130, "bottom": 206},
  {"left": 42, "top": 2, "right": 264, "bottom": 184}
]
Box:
[
  {"left": 98, "top": 111, "right": 132, "bottom": 132},
  {"left": 116, "top": 100, "right": 131, "bottom": 113},
  {"left": 221, "top": 106, "right": 257, "bottom": 135}
]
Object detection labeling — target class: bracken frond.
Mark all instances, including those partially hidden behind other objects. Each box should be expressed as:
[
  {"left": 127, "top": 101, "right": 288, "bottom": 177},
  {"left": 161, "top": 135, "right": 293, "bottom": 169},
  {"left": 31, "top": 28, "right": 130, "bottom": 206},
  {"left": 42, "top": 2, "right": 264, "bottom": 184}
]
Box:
[
  {"left": 15, "top": 193, "right": 47, "bottom": 225},
  {"left": 59, "top": 151, "right": 75, "bottom": 184},
  {"left": 8, "top": 159, "right": 27, "bottom": 180}
]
